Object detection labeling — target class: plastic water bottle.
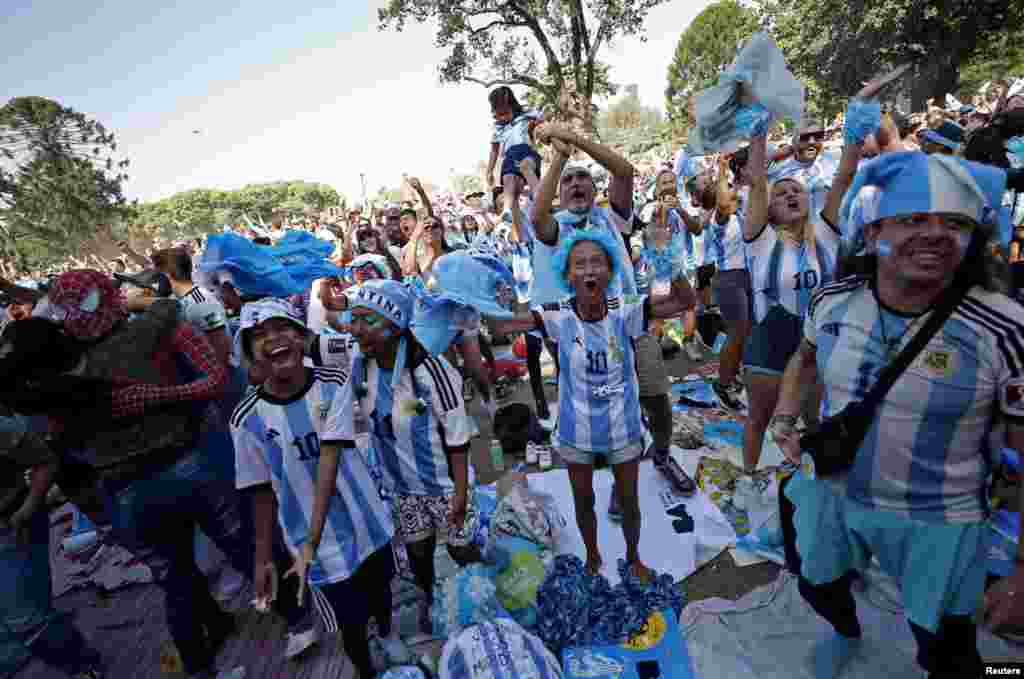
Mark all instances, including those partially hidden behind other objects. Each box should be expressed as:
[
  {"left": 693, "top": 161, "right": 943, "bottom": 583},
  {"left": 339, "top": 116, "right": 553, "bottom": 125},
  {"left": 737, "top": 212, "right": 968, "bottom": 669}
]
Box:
[{"left": 489, "top": 439, "right": 505, "bottom": 472}]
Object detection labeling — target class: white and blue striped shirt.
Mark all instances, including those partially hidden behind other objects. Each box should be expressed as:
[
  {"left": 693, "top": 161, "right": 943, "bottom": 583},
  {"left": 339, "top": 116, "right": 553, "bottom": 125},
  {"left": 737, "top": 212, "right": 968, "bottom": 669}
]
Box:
[
  {"left": 231, "top": 367, "right": 395, "bottom": 585},
  {"left": 746, "top": 214, "right": 840, "bottom": 323},
  {"left": 704, "top": 213, "right": 746, "bottom": 272},
  {"left": 492, "top": 110, "right": 542, "bottom": 155},
  {"left": 807, "top": 281, "right": 1024, "bottom": 523},
  {"left": 336, "top": 349, "right": 474, "bottom": 496},
  {"left": 535, "top": 296, "right": 647, "bottom": 453}
]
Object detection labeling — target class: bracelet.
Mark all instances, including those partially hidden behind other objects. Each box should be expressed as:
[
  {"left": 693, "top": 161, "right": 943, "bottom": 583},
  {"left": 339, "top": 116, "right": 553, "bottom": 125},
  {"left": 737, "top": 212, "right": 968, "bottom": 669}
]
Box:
[{"left": 772, "top": 414, "right": 798, "bottom": 425}]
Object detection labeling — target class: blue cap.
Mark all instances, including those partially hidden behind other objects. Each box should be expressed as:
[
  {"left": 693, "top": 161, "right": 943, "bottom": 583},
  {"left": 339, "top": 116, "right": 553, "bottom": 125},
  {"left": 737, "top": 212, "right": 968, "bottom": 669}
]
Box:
[{"left": 424, "top": 252, "right": 517, "bottom": 318}]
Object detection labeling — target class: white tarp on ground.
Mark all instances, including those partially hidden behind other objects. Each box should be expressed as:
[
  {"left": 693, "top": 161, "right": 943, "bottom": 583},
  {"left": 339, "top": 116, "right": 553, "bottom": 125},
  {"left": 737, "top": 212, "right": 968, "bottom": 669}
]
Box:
[
  {"left": 681, "top": 570, "right": 1022, "bottom": 678},
  {"left": 527, "top": 456, "right": 737, "bottom": 586}
]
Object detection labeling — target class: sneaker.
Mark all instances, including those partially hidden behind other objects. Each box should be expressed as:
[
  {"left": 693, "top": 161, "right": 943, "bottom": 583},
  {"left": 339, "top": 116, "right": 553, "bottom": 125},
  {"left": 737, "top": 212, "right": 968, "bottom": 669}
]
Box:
[
  {"left": 683, "top": 337, "right": 703, "bottom": 362},
  {"left": 608, "top": 487, "right": 622, "bottom": 522},
  {"left": 525, "top": 441, "right": 539, "bottom": 465},
  {"left": 537, "top": 445, "right": 553, "bottom": 470},
  {"left": 711, "top": 379, "right": 744, "bottom": 413},
  {"left": 284, "top": 621, "right": 319, "bottom": 660},
  {"left": 653, "top": 452, "right": 696, "bottom": 496}
]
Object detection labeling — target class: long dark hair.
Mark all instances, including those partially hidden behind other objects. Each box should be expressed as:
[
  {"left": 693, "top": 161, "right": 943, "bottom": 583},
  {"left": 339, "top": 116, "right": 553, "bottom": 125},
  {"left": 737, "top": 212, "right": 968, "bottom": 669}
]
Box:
[{"left": 488, "top": 87, "right": 524, "bottom": 118}]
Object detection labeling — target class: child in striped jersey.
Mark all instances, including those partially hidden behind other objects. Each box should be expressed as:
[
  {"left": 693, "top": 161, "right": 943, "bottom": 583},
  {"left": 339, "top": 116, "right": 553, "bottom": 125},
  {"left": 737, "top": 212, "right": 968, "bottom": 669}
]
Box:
[
  {"left": 487, "top": 229, "right": 697, "bottom": 580},
  {"left": 231, "top": 298, "right": 409, "bottom": 678}
]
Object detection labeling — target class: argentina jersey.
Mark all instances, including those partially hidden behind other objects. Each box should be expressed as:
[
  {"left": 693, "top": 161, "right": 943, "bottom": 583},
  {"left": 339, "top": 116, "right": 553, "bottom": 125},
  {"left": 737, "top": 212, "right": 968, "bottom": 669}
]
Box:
[
  {"left": 230, "top": 367, "right": 394, "bottom": 584},
  {"left": 746, "top": 213, "right": 840, "bottom": 323},
  {"left": 536, "top": 296, "right": 647, "bottom": 453},
  {"left": 336, "top": 350, "right": 474, "bottom": 496},
  {"left": 705, "top": 212, "right": 746, "bottom": 272},
  {"left": 808, "top": 282, "right": 1024, "bottom": 523}
]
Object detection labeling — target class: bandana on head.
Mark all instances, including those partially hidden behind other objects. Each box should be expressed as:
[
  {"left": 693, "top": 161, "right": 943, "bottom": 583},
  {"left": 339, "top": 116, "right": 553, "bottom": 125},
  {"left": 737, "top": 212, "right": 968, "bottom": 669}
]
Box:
[
  {"left": 48, "top": 269, "right": 127, "bottom": 341},
  {"left": 839, "top": 151, "right": 1007, "bottom": 233},
  {"left": 349, "top": 280, "right": 416, "bottom": 414}
]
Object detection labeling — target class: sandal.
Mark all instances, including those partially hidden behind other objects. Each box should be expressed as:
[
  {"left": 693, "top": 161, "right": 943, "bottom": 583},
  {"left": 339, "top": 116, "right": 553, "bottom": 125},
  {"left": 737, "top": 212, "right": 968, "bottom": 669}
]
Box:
[{"left": 654, "top": 454, "right": 697, "bottom": 496}]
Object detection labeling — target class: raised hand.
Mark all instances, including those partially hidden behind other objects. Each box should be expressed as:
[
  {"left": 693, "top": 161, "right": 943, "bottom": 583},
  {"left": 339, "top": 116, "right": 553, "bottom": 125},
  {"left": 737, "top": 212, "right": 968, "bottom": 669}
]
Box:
[{"left": 856, "top": 63, "right": 912, "bottom": 100}]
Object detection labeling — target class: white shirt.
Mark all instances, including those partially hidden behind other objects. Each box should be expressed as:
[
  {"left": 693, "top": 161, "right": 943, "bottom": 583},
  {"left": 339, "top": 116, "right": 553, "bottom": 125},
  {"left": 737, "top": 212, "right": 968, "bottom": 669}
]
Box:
[
  {"left": 231, "top": 367, "right": 395, "bottom": 584},
  {"left": 177, "top": 285, "right": 227, "bottom": 333}
]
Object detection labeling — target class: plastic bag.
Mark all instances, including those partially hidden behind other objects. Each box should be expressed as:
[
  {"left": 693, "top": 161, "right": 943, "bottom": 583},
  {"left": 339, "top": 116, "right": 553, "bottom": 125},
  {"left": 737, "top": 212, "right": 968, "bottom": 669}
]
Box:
[
  {"left": 440, "top": 619, "right": 563, "bottom": 679},
  {"left": 430, "top": 564, "right": 511, "bottom": 638},
  {"left": 690, "top": 32, "right": 804, "bottom": 154}
]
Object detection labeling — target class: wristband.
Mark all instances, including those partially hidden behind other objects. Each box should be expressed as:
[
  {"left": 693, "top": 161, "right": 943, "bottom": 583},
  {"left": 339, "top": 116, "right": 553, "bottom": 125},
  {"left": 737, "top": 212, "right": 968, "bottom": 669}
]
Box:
[{"left": 772, "top": 413, "right": 798, "bottom": 426}]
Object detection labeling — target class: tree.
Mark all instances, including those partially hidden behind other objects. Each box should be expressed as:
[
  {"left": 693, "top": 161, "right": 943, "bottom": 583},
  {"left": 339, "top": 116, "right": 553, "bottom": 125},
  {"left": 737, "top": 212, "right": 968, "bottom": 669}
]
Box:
[
  {"left": 757, "top": 0, "right": 1022, "bottom": 114},
  {"left": 450, "top": 173, "right": 482, "bottom": 195},
  {"left": 664, "top": 0, "right": 759, "bottom": 131},
  {"left": 957, "top": 25, "right": 1024, "bottom": 102},
  {"left": 378, "top": 0, "right": 669, "bottom": 130},
  {"left": 599, "top": 85, "right": 663, "bottom": 131},
  {"left": 0, "top": 97, "right": 131, "bottom": 269},
  {"left": 135, "top": 181, "right": 343, "bottom": 235}
]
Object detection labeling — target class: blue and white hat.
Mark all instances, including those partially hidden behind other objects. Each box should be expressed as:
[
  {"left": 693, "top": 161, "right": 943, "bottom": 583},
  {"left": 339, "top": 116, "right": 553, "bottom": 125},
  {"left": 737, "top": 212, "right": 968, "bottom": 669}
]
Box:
[
  {"left": 840, "top": 151, "right": 1007, "bottom": 235},
  {"left": 238, "top": 297, "right": 307, "bottom": 360},
  {"left": 348, "top": 280, "right": 415, "bottom": 411},
  {"left": 348, "top": 280, "right": 413, "bottom": 330}
]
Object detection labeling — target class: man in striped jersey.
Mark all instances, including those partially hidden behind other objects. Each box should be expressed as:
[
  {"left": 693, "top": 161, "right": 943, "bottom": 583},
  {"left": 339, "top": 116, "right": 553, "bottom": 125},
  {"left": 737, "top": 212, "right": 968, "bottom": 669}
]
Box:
[
  {"left": 333, "top": 280, "right": 476, "bottom": 641},
  {"left": 232, "top": 298, "right": 409, "bottom": 677},
  {"left": 772, "top": 152, "right": 1024, "bottom": 679}
]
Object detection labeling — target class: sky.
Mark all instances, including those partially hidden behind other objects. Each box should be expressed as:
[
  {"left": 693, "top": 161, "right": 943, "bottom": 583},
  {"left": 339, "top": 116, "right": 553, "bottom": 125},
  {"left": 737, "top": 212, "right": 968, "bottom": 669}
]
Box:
[{"left": 1, "top": 0, "right": 713, "bottom": 205}]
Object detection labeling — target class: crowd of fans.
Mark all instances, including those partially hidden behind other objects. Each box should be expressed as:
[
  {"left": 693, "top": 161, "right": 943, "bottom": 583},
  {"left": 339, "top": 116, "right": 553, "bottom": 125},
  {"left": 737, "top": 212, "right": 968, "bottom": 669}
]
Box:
[{"left": 1, "top": 45, "right": 1023, "bottom": 679}]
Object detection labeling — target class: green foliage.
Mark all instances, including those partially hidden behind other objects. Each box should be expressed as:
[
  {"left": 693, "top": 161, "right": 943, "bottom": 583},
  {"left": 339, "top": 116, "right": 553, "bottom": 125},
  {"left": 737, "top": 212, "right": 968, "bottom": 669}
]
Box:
[
  {"left": 378, "top": 0, "right": 668, "bottom": 126},
  {"left": 665, "top": 0, "right": 759, "bottom": 130},
  {"left": 756, "top": 0, "right": 1022, "bottom": 114},
  {"left": 957, "top": 25, "right": 1024, "bottom": 99},
  {"left": 0, "top": 97, "right": 131, "bottom": 270},
  {"left": 135, "top": 181, "right": 341, "bottom": 235}
]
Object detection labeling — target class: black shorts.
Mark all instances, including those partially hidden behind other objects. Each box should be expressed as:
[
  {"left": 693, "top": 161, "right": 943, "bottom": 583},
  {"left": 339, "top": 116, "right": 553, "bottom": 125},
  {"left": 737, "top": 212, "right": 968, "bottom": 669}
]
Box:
[{"left": 696, "top": 263, "right": 716, "bottom": 291}]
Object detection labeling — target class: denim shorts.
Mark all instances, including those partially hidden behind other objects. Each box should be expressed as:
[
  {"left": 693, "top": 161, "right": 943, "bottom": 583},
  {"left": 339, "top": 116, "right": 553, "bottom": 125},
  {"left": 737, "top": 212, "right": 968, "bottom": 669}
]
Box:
[
  {"left": 501, "top": 144, "right": 542, "bottom": 181},
  {"left": 743, "top": 305, "right": 802, "bottom": 375},
  {"left": 558, "top": 441, "right": 644, "bottom": 466}
]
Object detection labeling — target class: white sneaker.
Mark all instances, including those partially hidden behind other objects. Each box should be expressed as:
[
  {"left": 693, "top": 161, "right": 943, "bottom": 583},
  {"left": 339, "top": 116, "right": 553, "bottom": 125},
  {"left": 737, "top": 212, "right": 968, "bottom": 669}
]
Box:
[
  {"left": 284, "top": 625, "right": 319, "bottom": 659},
  {"left": 525, "top": 442, "right": 539, "bottom": 465},
  {"left": 377, "top": 635, "right": 412, "bottom": 665},
  {"left": 537, "top": 445, "right": 553, "bottom": 470}
]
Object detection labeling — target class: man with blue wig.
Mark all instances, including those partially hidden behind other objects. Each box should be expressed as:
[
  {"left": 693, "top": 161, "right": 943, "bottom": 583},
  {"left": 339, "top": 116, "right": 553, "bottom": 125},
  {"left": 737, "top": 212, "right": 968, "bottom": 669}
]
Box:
[{"left": 772, "top": 151, "right": 1024, "bottom": 679}]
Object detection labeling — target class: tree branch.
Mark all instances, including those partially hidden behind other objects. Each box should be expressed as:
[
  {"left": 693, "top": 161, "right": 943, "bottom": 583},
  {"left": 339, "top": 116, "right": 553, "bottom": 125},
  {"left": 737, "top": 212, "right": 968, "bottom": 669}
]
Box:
[
  {"left": 468, "top": 19, "right": 524, "bottom": 38},
  {"left": 464, "top": 74, "right": 551, "bottom": 93}
]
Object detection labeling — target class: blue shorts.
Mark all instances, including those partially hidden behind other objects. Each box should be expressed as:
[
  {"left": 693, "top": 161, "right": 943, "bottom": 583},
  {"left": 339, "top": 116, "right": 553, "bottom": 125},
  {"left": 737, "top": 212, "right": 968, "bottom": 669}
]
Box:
[
  {"left": 501, "top": 144, "right": 542, "bottom": 181},
  {"left": 743, "top": 305, "right": 801, "bottom": 375},
  {"left": 785, "top": 474, "right": 988, "bottom": 633}
]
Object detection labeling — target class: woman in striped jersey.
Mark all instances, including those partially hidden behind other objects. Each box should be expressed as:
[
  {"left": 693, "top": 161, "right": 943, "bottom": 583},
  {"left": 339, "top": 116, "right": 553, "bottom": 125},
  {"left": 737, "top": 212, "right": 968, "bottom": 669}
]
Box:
[{"left": 739, "top": 131, "right": 844, "bottom": 492}]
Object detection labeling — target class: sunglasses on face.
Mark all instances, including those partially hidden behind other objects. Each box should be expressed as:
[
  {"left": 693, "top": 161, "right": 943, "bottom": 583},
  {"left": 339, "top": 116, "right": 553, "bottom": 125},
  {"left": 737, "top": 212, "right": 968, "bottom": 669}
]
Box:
[
  {"left": 562, "top": 171, "right": 591, "bottom": 183},
  {"left": 357, "top": 230, "right": 376, "bottom": 240},
  {"left": 798, "top": 132, "right": 826, "bottom": 143},
  {"left": 424, "top": 223, "right": 443, "bottom": 231}
]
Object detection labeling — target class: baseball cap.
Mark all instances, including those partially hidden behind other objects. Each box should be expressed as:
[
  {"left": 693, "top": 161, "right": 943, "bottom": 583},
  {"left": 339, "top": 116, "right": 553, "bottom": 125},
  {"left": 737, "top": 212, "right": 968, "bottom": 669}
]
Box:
[{"left": 114, "top": 270, "right": 172, "bottom": 298}]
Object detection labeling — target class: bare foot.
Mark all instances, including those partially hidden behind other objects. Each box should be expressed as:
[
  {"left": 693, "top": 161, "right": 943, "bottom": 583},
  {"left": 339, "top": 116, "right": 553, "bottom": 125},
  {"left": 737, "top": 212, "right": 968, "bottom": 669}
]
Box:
[
  {"left": 629, "top": 560, "right": 654, "bottom": 585},
  {"left": 585, "top": 553, "right": 603, "bottom": 576}
]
